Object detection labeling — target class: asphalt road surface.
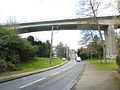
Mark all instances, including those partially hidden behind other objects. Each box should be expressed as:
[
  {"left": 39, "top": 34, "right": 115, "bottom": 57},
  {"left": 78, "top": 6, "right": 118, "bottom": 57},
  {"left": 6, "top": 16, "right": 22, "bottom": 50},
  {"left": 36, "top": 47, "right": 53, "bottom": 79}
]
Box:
[{"left": 0, "top": 60, "right": 85, "bottom": 90}]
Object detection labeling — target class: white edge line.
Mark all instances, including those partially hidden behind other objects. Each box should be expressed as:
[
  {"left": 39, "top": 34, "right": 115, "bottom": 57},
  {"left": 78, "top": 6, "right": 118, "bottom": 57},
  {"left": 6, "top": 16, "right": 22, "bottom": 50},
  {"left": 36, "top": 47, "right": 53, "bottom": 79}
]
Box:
[{"left": 19, "top": 77, "right": 46, "bottom": 89}]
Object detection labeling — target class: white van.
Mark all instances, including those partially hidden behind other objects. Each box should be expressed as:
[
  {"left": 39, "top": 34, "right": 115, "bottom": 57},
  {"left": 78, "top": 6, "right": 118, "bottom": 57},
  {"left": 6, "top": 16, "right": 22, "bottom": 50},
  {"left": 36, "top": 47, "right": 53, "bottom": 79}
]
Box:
[{"left": 76, "top": 57, "right": 81, "bottom": 62}]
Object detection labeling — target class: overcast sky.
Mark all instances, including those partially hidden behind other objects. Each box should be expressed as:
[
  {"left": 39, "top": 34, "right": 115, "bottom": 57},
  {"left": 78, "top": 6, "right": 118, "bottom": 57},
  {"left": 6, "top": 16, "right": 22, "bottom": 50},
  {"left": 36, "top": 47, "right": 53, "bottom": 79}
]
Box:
[{"left": 0, "top": 0, "right": 119, "bottom": 50}]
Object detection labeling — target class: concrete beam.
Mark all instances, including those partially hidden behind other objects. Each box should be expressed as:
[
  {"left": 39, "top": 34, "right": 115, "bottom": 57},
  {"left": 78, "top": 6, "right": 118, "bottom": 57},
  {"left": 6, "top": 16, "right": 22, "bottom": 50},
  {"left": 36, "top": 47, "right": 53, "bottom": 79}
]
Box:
[{"left": 11, "top": 15, "right": 120, "bottom": 33}]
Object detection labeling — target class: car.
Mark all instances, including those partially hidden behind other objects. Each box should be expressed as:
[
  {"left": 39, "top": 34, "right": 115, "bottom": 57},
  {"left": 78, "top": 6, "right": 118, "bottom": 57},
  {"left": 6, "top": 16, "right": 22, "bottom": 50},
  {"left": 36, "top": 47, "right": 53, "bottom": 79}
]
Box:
[
  {"left": 52, "top": 56, "right": 59, "bottom": 59},
  {"left": 76, "top": 57, "right": 81, "bottom": 62},
  {"left": 62, "top": 58, "right": 67, "bottom": 60}
]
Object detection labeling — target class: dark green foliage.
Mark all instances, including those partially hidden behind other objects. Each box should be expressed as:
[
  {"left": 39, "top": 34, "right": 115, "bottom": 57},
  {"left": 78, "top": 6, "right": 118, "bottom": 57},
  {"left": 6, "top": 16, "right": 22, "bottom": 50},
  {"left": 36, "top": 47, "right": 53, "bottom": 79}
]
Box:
[
  {"left": 26, "top": 36, "right": 50, "bottom": 58},
  {"left": 77, "top": 35, "right": 103, "bottom": 60},
  {"left": 35, "top": 40, "right": 50, "bottom": 57},
  {"left": 77, "top": 47, "right": 88, "bottom": 60},
  {"left": 40, "top": 40, "right": 50, "bottom": 57},
  {"left": 116, "top": 56, "right": 120, "bottom": 66},
  {"left": 0, "top": 27, "right": 38, "bottom": 72},
  {"left": 116, "top": 38, "right": 120, "bottom": 73},
  {"left": 27, "top": 36, "right": 34, "bottom": 45},
  {"left": 18, "top": 39, "right": 38, "bottom": 62},
  {"left": 0, "top": 59, "right": 19, "bottom": 72},
  {"left": 57, "top": 42, "right": 66, "bottom": 58}
]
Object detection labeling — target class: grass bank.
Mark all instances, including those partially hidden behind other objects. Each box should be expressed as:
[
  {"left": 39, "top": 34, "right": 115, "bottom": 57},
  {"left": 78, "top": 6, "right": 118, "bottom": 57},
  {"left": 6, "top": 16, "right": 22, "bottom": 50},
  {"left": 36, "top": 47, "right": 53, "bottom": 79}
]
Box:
[
  {"left": 86, "top": 59, "right": 118, "bottom": 70},
  {"left": 0, "top": 57, "right": 66, "bottom": 76}
]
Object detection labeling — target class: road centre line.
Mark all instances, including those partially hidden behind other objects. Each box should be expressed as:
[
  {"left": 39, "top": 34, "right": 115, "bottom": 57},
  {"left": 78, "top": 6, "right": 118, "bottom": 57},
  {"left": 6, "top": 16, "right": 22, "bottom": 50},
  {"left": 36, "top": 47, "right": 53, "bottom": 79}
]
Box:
[
  {"left": 62, "top": 68, "right": 68, "bottom": 72},
  {"left": 51, "top": 71, "right": 61, "bottom": 76},
  {"left": 51, "top": 66, "right": 74, "bottom": 76},
  {"left": 19, "top": 77, "right": 46, "bottom": 89},
  {"left": 20, "top": 61, "right": 76, "bottom": 89}
]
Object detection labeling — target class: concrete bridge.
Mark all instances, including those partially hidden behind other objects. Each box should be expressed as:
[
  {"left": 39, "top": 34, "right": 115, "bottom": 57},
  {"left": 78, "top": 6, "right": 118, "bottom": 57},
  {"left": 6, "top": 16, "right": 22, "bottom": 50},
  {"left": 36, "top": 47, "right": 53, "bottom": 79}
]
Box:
[{"left": 9, "top": 15, "right": 120, "bottom": 58}]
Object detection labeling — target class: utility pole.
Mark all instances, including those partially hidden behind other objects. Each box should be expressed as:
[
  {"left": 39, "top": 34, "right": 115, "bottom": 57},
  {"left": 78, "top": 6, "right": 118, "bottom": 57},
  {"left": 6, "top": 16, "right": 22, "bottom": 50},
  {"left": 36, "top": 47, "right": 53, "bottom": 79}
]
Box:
[{"left": 49, "top": 26, "right": 54, "bottom": 65}]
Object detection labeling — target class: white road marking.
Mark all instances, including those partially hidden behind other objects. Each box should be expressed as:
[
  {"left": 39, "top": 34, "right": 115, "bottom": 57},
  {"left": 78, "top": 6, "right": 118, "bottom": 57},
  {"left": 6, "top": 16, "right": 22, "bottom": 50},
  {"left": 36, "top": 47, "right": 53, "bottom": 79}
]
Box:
[
  {"left": 19, "top": 77, "right": 46, "bottom": 88},
  {"left": 62, "top": 68, "right": 68, "bottom": 72},
  {"left": 63, "top": 64, "right": 75, "bottom": 71},
  {"left": 51, "top": 64, "right": 75, "bottom": 76},
  {"left": 51, "top": 71, "right": 61, "bottom": 76},
  {"left": 20, "top": 61, "right": 76, "bottom": 89}
]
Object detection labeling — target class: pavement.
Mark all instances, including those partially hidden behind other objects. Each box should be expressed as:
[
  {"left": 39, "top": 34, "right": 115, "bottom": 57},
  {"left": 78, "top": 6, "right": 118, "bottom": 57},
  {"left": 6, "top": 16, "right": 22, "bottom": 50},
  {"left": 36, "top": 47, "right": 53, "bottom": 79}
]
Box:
[{"left": 71, "top": 62, "right": 120, "bottom": 90}]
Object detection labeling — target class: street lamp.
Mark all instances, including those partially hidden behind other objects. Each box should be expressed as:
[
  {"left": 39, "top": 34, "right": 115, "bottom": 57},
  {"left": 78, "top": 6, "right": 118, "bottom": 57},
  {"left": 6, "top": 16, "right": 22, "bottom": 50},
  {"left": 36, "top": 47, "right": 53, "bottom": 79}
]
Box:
[
  {"left": 49, "top": 26, "right": 54, "bottom": 65},
  {"left": 49, "top": 26, "right": 59, "bottom": 65}
]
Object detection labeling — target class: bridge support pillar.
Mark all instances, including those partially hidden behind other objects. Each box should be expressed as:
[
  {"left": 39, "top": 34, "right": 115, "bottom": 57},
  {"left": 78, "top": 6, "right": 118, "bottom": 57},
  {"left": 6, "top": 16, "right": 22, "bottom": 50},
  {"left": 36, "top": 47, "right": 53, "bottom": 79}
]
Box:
[{"left": 104, "top": 25, "right": 117, "bottom": 58}]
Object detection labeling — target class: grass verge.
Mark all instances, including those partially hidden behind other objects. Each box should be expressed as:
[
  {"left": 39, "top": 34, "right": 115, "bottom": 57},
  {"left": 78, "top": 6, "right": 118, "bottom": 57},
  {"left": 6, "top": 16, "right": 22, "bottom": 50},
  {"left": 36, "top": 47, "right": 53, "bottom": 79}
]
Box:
[
  {"left": 0, "top": 57, "right": 67, "bottom": 76},
  {"left": 86, "top": 59, "right": 118, "bottom": 70}
]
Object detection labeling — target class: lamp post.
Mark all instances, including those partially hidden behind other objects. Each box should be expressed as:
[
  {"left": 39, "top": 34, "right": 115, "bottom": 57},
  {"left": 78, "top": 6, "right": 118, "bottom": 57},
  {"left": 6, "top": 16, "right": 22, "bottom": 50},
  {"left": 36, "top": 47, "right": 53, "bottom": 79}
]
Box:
[{"left": 49, "top": 26, "right": 54, "bottom": 65}]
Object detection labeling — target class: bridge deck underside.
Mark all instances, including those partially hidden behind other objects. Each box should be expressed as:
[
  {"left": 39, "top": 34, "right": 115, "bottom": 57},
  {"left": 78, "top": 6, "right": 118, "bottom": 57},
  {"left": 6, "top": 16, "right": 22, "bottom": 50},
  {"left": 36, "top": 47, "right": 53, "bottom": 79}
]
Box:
[{"left": 19, "top": 24, "right": 108, "bottom": 33}]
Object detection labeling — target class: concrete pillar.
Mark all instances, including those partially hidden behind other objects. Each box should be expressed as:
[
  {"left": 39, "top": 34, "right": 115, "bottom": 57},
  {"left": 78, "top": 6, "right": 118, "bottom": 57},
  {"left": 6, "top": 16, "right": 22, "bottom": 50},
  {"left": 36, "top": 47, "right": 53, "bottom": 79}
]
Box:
[{"left": 105, "top": 25, "right": 117, "bottom": 58}]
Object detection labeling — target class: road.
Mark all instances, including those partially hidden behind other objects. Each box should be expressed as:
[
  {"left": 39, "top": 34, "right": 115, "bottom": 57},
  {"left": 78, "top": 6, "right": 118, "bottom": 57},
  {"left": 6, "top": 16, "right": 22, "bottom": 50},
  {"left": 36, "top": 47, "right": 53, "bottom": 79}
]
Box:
[{"left": 0, "top": 60, "right": 85, "bottom": 90}]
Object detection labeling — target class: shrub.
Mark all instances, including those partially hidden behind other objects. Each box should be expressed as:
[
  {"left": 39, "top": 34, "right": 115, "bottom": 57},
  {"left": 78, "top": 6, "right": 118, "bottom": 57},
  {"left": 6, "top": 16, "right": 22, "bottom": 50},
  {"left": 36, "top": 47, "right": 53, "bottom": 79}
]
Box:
[
  {"left": 0, "top": 26, "right": 38, "bottom": 68},
  {"left": 0, "top": 59, "right": 18, "bottom": 72},
  {"left": 19, "top": 39, "right": 38, "bottom": 62}
]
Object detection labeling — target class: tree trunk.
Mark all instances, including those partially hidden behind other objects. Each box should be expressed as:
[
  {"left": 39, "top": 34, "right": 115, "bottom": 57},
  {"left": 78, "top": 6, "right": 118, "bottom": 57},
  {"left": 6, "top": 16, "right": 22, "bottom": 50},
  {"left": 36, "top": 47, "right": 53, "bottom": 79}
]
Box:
[
  {"left": 89, "top": 0, "right": 106, "bottom": 64},
  {"left": 90, "top": 52, "right": 92, "bottom": 60},
  {"left": 98, "top": 53, "right": 102, "bottom": 64},
  {"left": 103, "top": 46, "right": 107, "bottom": 64}
]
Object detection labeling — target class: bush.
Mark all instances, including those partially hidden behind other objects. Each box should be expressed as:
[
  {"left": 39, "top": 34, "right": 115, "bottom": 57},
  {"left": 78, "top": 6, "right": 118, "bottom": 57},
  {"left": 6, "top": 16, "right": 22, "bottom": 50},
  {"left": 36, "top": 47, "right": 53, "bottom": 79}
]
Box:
[
  {"left": 0, "top": 26, "right": 38, "bottom": 65},
  {"left": 19, "top": 39, "right": 38, "bottom": 62},
  {"left": 0, "top": 59, "right": 18, "bottom": 72}
]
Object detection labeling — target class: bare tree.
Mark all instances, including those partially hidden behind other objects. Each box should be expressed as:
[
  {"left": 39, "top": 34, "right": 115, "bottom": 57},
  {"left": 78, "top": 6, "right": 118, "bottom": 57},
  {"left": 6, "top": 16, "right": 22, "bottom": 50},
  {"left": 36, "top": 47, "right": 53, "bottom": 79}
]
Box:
[
  {"left": 79, "top": 33, "right": 103, "bottom": 63},
  {"left": 77, "top": 0, "right": 110, "bottom": 63},
  {"left": 115, "top": 0, "right": 120, "bottom": 13},
  {"left": 89, "top": 0, "right": 107, "bottom": 63},
  {"left": 79, "top": 30, "right": 98, "bottom": 60},
  {"left": 5, "top": 16, "right": 20, "bottom": 34}
]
